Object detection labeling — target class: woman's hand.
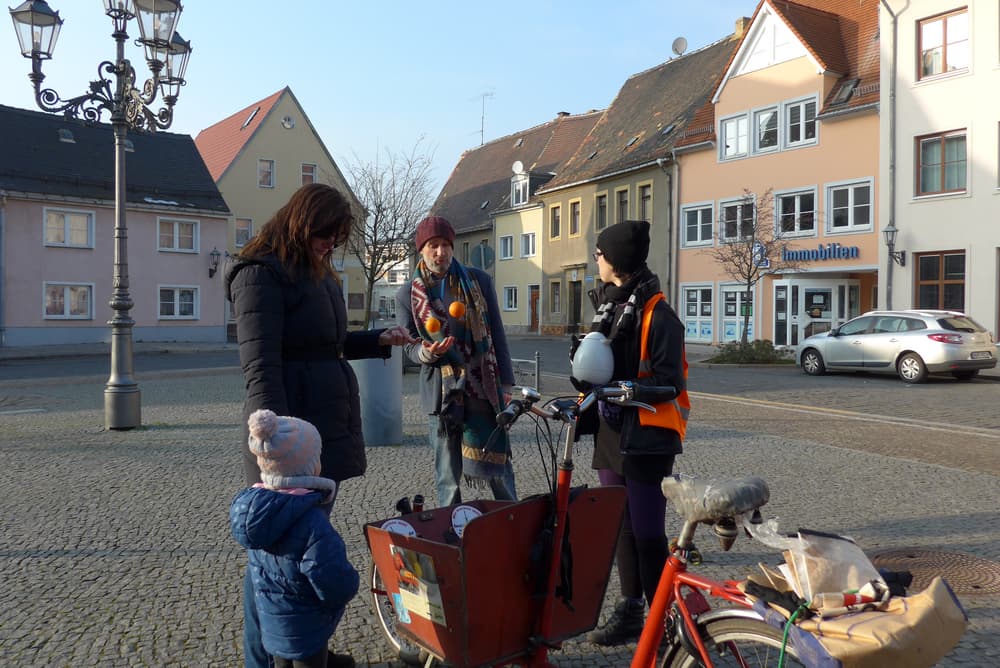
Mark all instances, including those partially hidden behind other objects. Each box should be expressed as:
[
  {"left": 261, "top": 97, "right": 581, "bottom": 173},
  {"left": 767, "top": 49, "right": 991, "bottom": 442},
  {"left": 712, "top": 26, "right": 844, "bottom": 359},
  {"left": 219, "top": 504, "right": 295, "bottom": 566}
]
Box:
[
  {"left": 422, "top": 336, "right": 455, "bottom": 357},
  {"left": 378, "top": 326, "right": 418, "bottom": 347}
]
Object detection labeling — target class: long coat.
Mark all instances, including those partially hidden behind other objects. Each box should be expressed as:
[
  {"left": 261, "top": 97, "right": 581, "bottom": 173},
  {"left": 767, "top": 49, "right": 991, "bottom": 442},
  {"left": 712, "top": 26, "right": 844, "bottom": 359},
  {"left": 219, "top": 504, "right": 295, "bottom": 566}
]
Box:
[{"left": 225, "top": 254, "right": 389, "bottom": 483}]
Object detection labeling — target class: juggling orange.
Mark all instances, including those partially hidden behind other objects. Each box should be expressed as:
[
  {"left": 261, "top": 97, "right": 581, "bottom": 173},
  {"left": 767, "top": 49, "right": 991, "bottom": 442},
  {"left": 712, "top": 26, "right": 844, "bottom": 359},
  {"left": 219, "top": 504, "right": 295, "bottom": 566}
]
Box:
[
  {"left": 425, "top": 316, "right": 442, "bottom": 333},
  {"left": 449, "top": 301, "right": 466, "bottom": 318}
]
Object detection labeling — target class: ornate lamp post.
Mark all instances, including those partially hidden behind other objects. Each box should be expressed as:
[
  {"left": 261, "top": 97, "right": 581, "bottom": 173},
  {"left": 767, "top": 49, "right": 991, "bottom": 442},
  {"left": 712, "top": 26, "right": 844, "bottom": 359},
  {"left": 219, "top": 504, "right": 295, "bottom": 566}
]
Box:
[{"left": 9, "top": 0, "right": 191, "bottom": 430}]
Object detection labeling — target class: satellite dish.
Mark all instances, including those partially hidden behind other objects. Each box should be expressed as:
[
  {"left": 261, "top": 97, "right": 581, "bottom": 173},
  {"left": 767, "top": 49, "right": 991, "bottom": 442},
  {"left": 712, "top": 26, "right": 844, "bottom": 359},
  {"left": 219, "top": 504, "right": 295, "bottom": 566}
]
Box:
[
  {"left": 672, "top": 37, "right": 688, "bottom": 57},
  {"left": 511, "top": 160, "right": 524, "bottom": 174}
]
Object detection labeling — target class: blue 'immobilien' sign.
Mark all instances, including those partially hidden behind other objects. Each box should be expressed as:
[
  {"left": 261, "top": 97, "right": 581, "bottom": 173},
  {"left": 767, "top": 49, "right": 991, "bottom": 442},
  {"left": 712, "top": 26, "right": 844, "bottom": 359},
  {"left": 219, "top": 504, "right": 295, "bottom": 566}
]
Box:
[{"left": 782, "top": 243, "right": 860, "bottom": 262}]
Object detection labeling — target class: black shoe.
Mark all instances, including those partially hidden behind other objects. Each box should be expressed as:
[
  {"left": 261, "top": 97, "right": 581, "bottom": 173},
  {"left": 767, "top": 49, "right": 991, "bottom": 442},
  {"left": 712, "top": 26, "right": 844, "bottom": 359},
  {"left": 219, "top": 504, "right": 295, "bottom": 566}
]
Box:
[
  {"left": 327, "top": 650, "right": 356, "bottom": 668},
  {"left": 587, "top": 598, "right": 645, "bottom": 646}
]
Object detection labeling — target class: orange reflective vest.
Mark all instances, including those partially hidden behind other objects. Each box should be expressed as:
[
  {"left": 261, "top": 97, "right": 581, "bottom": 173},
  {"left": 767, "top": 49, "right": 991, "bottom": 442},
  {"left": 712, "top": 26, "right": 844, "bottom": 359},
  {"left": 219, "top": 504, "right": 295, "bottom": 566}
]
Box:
[{"left": 637, "top": 292, "right": 690, "bottom": 440}]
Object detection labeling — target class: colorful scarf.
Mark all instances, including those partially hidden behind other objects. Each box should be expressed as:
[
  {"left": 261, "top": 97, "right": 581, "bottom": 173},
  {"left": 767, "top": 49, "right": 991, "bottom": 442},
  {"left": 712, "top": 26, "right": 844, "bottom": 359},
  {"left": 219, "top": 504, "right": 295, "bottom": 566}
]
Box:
[{"left": 410, "top": 259, "right": 508, "bottom": 484}]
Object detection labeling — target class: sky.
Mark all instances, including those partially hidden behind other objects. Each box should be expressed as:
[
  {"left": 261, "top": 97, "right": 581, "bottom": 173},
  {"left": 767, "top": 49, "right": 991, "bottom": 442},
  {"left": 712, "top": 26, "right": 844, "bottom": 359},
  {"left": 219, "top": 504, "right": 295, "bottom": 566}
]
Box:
[{"left": 1, "top": 1, "right": 761, "bottom": 196}]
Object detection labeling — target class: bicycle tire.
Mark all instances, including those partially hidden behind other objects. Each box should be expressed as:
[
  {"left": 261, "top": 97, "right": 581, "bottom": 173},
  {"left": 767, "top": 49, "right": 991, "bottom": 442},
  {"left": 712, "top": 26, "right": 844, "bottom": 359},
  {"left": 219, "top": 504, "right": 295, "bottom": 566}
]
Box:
[
  {"left": 369, "top": 562, "right": 431, "bottom": 666},
  {"left": 662, "top": 616, "right": 806, "bottom": 668}
]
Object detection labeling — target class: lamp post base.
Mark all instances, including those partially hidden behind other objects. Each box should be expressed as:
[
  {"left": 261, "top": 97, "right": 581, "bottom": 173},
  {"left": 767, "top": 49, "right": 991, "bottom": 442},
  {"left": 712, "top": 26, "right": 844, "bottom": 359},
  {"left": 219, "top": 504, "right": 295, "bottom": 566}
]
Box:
[{"left": 105, "top": 385, "right": 141, "bottom": 430}]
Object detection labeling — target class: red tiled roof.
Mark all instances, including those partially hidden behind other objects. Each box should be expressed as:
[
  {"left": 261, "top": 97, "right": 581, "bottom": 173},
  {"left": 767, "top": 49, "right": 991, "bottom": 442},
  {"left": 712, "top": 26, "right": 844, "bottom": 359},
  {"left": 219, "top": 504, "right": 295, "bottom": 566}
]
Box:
[{"left": 194, "top": 88, "right": 286, "bottom": 181}]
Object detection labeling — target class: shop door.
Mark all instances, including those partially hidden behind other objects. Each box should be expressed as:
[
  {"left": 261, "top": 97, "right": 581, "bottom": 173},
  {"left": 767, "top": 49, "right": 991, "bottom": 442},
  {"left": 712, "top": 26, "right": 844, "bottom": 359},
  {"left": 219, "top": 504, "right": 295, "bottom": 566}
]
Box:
[
  {"left": 721, "top": 288, "right": 753, "bottom": 342},
  {"left": 802, "top": 288, "right": 833, "bottom": 339}
]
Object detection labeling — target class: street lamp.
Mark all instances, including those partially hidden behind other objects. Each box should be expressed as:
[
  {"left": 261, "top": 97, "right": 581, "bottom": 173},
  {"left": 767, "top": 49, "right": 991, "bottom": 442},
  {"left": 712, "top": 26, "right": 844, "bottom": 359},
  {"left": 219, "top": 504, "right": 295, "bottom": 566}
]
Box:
[
  {"left": 882, "top": 222, "right": 906, "bottom": 267},
  {"left": 9, "top": 0, "right": 192, "bottom": 430}
]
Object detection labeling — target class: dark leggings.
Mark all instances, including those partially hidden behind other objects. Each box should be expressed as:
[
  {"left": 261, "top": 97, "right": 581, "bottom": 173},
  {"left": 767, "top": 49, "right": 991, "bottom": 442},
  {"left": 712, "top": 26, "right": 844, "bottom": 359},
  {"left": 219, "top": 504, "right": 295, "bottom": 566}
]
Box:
[
  {"left": 598, "top": 469, "right": 669, "bottom": 605},
  {"left": 272, "top": 650, "right": 327, "bottom": 668}
]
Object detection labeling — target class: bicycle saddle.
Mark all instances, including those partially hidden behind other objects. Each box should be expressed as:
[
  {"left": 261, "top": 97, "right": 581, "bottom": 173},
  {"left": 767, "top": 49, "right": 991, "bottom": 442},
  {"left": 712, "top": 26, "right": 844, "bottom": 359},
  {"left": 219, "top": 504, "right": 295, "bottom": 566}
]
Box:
[{"left": 662, "top": 474, "right": 770, "bottom": 523}]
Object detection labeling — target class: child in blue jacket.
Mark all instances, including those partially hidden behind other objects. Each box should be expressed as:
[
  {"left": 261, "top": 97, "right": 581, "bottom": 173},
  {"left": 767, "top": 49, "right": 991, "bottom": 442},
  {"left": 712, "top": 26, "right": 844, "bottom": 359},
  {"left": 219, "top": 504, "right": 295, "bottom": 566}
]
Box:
[{"left": 230, "top": 409, "right": 359, "bottom": 668}]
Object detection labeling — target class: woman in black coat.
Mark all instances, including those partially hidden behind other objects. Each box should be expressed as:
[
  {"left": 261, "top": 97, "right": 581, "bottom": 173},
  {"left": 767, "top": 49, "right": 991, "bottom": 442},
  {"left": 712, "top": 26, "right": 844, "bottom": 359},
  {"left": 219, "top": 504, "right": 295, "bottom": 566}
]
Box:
[{"left": 224, "top": 183, "right": 414, "bottom": 668}]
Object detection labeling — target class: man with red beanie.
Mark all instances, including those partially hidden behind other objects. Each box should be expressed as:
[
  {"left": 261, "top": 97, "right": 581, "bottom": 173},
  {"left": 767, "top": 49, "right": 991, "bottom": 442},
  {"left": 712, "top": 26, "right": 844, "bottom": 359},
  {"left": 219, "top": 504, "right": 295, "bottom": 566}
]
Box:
[{"left": 395, "top": 216, "right": 517, "bottom": 506}]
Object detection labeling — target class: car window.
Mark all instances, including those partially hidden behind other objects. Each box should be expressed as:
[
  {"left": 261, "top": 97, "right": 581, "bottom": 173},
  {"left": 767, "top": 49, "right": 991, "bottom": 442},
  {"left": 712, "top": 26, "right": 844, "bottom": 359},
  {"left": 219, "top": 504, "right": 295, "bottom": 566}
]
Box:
[
  {"left": 873, "top": 317, "right": 902, "bottom": 333},
  {"left": 938, "top": 317, "right": 984, "bottom": 333},
  {"left": 839, "top": 316, "right": 873, "bottom": 336},
  {"left": 902, "top": 318, "right": 926, "bottom": 332}
]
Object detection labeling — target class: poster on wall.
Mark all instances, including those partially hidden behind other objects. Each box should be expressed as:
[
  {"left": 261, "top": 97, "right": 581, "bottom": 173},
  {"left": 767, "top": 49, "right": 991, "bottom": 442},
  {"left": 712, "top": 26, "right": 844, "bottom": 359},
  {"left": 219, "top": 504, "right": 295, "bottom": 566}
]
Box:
[
  {"left": 724, "top": 322, "right": 737, "bottom": 339},
  {"left": 700, "top": 323, "right": 712, "bottom": 339},
  {"left": 686, "top": 320, "right": 698, "bottom": 337}
]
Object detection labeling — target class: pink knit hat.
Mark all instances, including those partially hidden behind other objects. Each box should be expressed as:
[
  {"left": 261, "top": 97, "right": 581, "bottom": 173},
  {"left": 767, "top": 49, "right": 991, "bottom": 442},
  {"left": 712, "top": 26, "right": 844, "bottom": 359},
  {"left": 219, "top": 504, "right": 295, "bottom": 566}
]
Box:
[
  {"left": 415, "top": 215, "right": 455, "bottom": 251},
  {"left": 248, "top": 409, "right": 322, "bottom": 490}
]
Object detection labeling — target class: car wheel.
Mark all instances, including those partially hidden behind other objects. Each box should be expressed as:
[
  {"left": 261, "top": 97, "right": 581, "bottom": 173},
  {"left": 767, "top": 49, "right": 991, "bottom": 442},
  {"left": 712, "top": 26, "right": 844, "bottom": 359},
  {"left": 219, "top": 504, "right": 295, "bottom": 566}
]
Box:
[
  {"left": 801, "top": 348, "right": 826, "bottom": 376},
  {"left": 897, "top": 353, "right": 927, "bottom": 383},
  {"left": 952, "top": 370, "right": 978, "bottom": 381}
]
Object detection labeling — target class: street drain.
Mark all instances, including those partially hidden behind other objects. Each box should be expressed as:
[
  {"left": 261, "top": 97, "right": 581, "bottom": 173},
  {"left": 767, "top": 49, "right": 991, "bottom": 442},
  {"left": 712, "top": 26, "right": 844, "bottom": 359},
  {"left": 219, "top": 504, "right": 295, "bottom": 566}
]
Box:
[{"left": 871, "top": 548, "right": 1000, "bottom": 595}]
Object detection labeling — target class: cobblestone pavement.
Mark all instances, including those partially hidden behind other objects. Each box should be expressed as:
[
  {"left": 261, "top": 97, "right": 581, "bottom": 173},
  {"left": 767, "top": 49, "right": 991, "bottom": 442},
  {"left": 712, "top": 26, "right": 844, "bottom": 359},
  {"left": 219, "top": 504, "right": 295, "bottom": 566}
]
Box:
[{"left": 1, "top": 366, "right": 997, "bottom": 667}]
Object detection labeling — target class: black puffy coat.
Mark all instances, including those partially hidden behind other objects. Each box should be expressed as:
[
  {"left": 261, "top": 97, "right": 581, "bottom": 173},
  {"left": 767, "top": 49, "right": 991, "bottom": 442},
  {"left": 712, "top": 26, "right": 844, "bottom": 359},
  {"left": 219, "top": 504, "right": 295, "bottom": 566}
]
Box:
[{"left": 225, "top": 254, "right": 389, "bottom": 483}]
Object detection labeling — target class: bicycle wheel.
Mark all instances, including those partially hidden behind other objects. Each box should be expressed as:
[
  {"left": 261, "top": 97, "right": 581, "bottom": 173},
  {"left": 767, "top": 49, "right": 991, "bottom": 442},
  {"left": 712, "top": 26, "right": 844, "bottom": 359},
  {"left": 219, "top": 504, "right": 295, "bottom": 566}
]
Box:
[
  {"left": 369, "top": 562, "right": 431, "bottom": 666},
  {"left": 663, "top": 617, "right": 806, "bottom": 668}
]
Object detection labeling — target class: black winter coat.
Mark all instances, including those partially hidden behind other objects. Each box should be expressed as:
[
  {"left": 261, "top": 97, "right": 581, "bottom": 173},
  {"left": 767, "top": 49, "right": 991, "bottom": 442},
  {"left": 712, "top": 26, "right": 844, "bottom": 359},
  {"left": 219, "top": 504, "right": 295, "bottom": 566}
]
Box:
[{"left": 225, "top": 254, "right": 390, "bottom": 483}]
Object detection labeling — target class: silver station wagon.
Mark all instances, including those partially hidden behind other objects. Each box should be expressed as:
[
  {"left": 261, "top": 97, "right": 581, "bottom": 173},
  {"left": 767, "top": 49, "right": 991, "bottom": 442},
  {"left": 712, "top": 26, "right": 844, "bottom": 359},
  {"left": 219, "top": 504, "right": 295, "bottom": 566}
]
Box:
[{"left": 796, "top": 310, "right": 997, "bottom": 383}]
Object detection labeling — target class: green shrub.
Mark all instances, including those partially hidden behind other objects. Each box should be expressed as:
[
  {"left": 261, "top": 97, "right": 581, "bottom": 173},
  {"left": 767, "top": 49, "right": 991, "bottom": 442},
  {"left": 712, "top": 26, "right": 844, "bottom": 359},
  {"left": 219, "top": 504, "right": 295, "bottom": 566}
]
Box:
[{"left": 706, "top": 339, "right": 793, "bottom": 364}]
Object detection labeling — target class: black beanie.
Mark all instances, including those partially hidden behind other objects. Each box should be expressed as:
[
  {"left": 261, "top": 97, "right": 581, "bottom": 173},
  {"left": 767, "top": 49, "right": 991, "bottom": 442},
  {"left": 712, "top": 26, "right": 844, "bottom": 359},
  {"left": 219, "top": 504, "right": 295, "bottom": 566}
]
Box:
[{"left": 596, "top": 220, "right": 650, "bottom": 274}]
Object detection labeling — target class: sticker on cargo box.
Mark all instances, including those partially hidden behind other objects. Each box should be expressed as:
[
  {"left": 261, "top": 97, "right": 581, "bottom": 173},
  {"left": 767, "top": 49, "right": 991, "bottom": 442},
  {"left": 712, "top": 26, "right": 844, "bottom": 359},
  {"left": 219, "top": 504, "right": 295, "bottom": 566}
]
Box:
[
  {"left": 390, "top": 545, "right": 446, "bottom": 626},
  {"left": 390, "top": 593, "right": 411, "bottom": 624},
  {"left": 381, "top": 518, "right": 417, "bottom": 537}
]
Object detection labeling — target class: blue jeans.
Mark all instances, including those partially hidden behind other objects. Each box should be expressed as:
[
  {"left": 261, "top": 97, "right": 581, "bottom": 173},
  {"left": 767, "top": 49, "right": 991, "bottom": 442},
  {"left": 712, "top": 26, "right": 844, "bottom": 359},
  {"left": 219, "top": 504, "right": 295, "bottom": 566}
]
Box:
[{"left": 429, "top": 415, "right": 516, "bottom": 506}]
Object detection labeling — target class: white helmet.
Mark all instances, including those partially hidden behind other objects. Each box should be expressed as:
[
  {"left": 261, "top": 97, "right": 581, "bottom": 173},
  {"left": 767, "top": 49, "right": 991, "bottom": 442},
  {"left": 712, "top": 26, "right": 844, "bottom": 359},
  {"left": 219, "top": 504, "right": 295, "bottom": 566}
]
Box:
[{"left": 571, "top": 331, "right": 614, "bottom": 385}]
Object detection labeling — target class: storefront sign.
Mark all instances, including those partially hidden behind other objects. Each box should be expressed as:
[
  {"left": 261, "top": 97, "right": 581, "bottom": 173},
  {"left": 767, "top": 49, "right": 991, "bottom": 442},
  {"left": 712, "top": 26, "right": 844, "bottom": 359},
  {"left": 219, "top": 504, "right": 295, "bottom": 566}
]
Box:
[{"left": 782, "top": 243, "right": 860, "bottom": 262}]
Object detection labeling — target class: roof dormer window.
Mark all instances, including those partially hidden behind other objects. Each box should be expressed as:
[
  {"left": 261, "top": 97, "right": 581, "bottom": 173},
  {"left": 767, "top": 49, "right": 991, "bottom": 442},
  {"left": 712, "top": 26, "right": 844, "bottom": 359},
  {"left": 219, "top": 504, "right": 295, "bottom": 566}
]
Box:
[{"left": 511, "top": 173, "right": 529, "bottom": 207}]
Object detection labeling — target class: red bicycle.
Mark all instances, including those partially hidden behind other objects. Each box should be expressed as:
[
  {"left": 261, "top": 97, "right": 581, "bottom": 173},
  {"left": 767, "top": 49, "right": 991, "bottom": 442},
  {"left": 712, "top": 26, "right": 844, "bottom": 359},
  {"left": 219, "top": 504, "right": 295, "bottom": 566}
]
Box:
[{"left": 366, "top": 382, "right": 802, "bottom": 668}]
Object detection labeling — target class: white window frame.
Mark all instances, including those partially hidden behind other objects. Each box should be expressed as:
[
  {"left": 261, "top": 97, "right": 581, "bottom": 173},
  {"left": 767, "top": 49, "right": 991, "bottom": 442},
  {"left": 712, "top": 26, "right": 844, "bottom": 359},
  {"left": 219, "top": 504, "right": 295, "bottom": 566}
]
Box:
[
  {"left": 158, "top": 284, "right": 200, "bottom": 320},
  {"left": 681, "top": 202, "right": 714, "bottom": 247},
  {"left": 752, "top": 105, "right": 779, "bottom": 154},
  {"left": 158, "top": 217, "right": 199, "bottom": 253},
  {"left": 258, "top": 159, "right": 275, "bottom": 188},
  {"left": 235, "top": 218, "right": 253, "bottom": 247},
  {"left": 774, "top": 187, "right": 817, "bottom": 237},
  {"left": 719, "top": 197, "right": 756, "bottom": 242},
  {"left": 782, "top": 96, "right": 818, "bottom": 149},
  {"left": 499, "top": 234, "right": 514, "bottom": 260},
  {"left": 43, "top": 281, "right": 94, "bottom": 319},
  {"left": 720, "top": 113, "right": 749, "bottom": 160},
  {"left": 511, "top": 174, "right": 529, "bottom": 206},
  {"left": 43, "top": 207, "right": 95, "bottom": 248},
  {"left": 301, "top": 163, "right": 316, "bottom": 185},
  {"left": 503, "top": 285, "right": 518, "bottom": 311},
  {"left": 825, "top": 178, "right": 874, "bottom": 233},
  {"left": 681, "top": 284, "right": 714, "bottom": 342},
  {"left": 520, "top": 232, "right": 536, "bottom": 257}
]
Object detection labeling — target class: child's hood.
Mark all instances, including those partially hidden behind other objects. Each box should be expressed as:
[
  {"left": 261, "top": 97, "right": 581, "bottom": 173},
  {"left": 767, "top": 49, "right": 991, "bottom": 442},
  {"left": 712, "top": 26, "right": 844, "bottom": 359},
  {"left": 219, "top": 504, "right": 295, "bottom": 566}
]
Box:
[{"left": 229, "top": 486, "right": 324, "bottom": 550}]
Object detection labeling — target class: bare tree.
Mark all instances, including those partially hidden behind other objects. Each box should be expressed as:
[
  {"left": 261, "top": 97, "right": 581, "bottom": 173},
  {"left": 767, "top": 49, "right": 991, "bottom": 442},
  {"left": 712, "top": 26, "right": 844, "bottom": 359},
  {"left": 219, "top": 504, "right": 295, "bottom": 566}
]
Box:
[
  {"left": 343, "top": 139, "right": 435, "bottom": 325},
  {"left": 701, "top": 188, "right": 805, "bottom": 345}
]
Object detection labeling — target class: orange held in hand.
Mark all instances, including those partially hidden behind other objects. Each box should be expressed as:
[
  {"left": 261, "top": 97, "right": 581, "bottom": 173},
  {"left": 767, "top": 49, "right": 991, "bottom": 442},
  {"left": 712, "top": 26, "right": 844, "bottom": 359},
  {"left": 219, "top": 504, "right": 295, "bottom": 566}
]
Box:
[
  {"left": 449, "top": 301, "right": 466, "bottom": 318},
  {"left": 425, "top": 316, "right": 441, "bottom": 333}
]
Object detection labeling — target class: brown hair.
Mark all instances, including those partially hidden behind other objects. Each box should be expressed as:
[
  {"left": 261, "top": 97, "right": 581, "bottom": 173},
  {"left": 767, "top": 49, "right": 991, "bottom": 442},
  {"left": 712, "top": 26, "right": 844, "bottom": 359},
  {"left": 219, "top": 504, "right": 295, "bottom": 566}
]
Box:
[{"left": 240, "top": 183, "right": 355, "bottom": 282}]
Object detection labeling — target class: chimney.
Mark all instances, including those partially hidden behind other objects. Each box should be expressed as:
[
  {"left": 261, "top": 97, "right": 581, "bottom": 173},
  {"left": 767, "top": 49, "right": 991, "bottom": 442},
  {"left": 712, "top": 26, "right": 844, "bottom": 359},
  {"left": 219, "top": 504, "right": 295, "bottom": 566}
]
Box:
[
  {"left": 556, "top": 111, "right": 570, "bottom": 117},
  {"left": 735, "top": 16, "right": 752, "bottom": 38}
]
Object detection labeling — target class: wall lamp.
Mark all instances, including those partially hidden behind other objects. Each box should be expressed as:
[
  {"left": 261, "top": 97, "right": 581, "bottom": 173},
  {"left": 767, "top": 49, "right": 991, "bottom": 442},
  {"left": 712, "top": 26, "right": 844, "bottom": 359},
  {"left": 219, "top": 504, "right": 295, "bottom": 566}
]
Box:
[
  {"left": 208, "top": 247, "right": 222, "bottom": 277},
  {"left": 882, "top": 223, "right": 906, "bottom": 267}
]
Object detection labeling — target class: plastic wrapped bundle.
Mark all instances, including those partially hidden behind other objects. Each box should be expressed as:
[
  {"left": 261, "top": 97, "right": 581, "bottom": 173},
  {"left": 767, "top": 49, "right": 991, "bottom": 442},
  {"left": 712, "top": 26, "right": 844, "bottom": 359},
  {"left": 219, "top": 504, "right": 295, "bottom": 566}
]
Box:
[{"left": 662, "top": 474, "right": 770, "bottom": 523}]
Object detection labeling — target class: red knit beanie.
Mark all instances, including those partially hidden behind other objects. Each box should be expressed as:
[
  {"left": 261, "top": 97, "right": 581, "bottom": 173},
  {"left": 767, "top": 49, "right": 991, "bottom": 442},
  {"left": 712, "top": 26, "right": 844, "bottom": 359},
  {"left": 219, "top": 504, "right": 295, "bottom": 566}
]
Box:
[{"left": 415, "top": 216, "right": 455, "bottom": 251}]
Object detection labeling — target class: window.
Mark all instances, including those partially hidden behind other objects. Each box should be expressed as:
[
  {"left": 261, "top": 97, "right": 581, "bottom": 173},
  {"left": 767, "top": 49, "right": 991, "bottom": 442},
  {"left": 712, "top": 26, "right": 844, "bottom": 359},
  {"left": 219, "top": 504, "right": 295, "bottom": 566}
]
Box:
[
  {"left": 549, "top": 206, "right": 561, "bottom": 239},
  {"left": 511, "top": 174, "right": 529, "bottom": 206},
  {"left": 235, "top": 218, "right": 253, "bottom": 247},
  {"left": 721, "top": 200, "right": 755, "bottom": 241},
  {"left": 595, "top": 194, "right": 608, "bottom": 230},
  {"left": 916, "top": 130, "right": 966, "bottom": 195},
  {"left": 569, "top": 201, "right": 581, "bottom": 236},
  {"left": 639, "top": 184, "right": 651, "bottom": 222},
  {"left": 916, "top": 252, "right": 965, "bottom": 310},
  {"left": 158, "top": 218, "right": 197, "bottom": 251},
  {"left": 521, "top": 232, "right": 535, "bottom": 257},
  {"left": 44, "top": 282, "right": 92, "bottom": 319},
  {"left": 258, "top": 159, "right": 275, "bottom": 188},
  {"left": 918, "top": 9, "right": 969, "bottom": 79},
  {"left": 499, "top": 235, "right": 514, "bottom": 260},
  {"left": 301, "top": 163, "right": 316, "bottom": 185},
  {"left": 753, "top": 107, "right": 779, "bottom": 152},
  {"left": 784, "top": 98, "right": 817, "bottom": 147},
  {"left": 683, "top": 287, "right": 714, "bottom": 341},
  {"left": 682, "top": 204, "right": 713, "bottom": 246},
  {"left": 826, "top": 180, "right": 872, "bottom": 231},
  {"left": 461, "top": 242, "right": 470, "bottom": 264},
  {"left": 44, "top": 208, "right": 93, "bottom": 248},
  {"left": 503, "top": 286, "right": 518, "bottom": 310},
  {"left": 616, "top": 189, "right": 629, "bottom": 224},
  {"left": 776, "top": 191, "right": 815, "bottom": 235},
  {"left": 721, "top": 114, "right": 749, "bottom": 159},
  {"left": 550, "top": 282, "right": 561, "bottom": 313},
  {"left": 159, "top": 286, "right": 198, "bottom": 319}
]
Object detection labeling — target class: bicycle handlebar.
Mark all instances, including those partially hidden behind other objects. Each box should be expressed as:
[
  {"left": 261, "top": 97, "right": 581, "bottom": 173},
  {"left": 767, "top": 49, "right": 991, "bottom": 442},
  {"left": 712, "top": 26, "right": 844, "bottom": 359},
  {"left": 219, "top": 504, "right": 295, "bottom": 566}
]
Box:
[{"left": 496, "top": 381, "right": 677, "bottom": 427}]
